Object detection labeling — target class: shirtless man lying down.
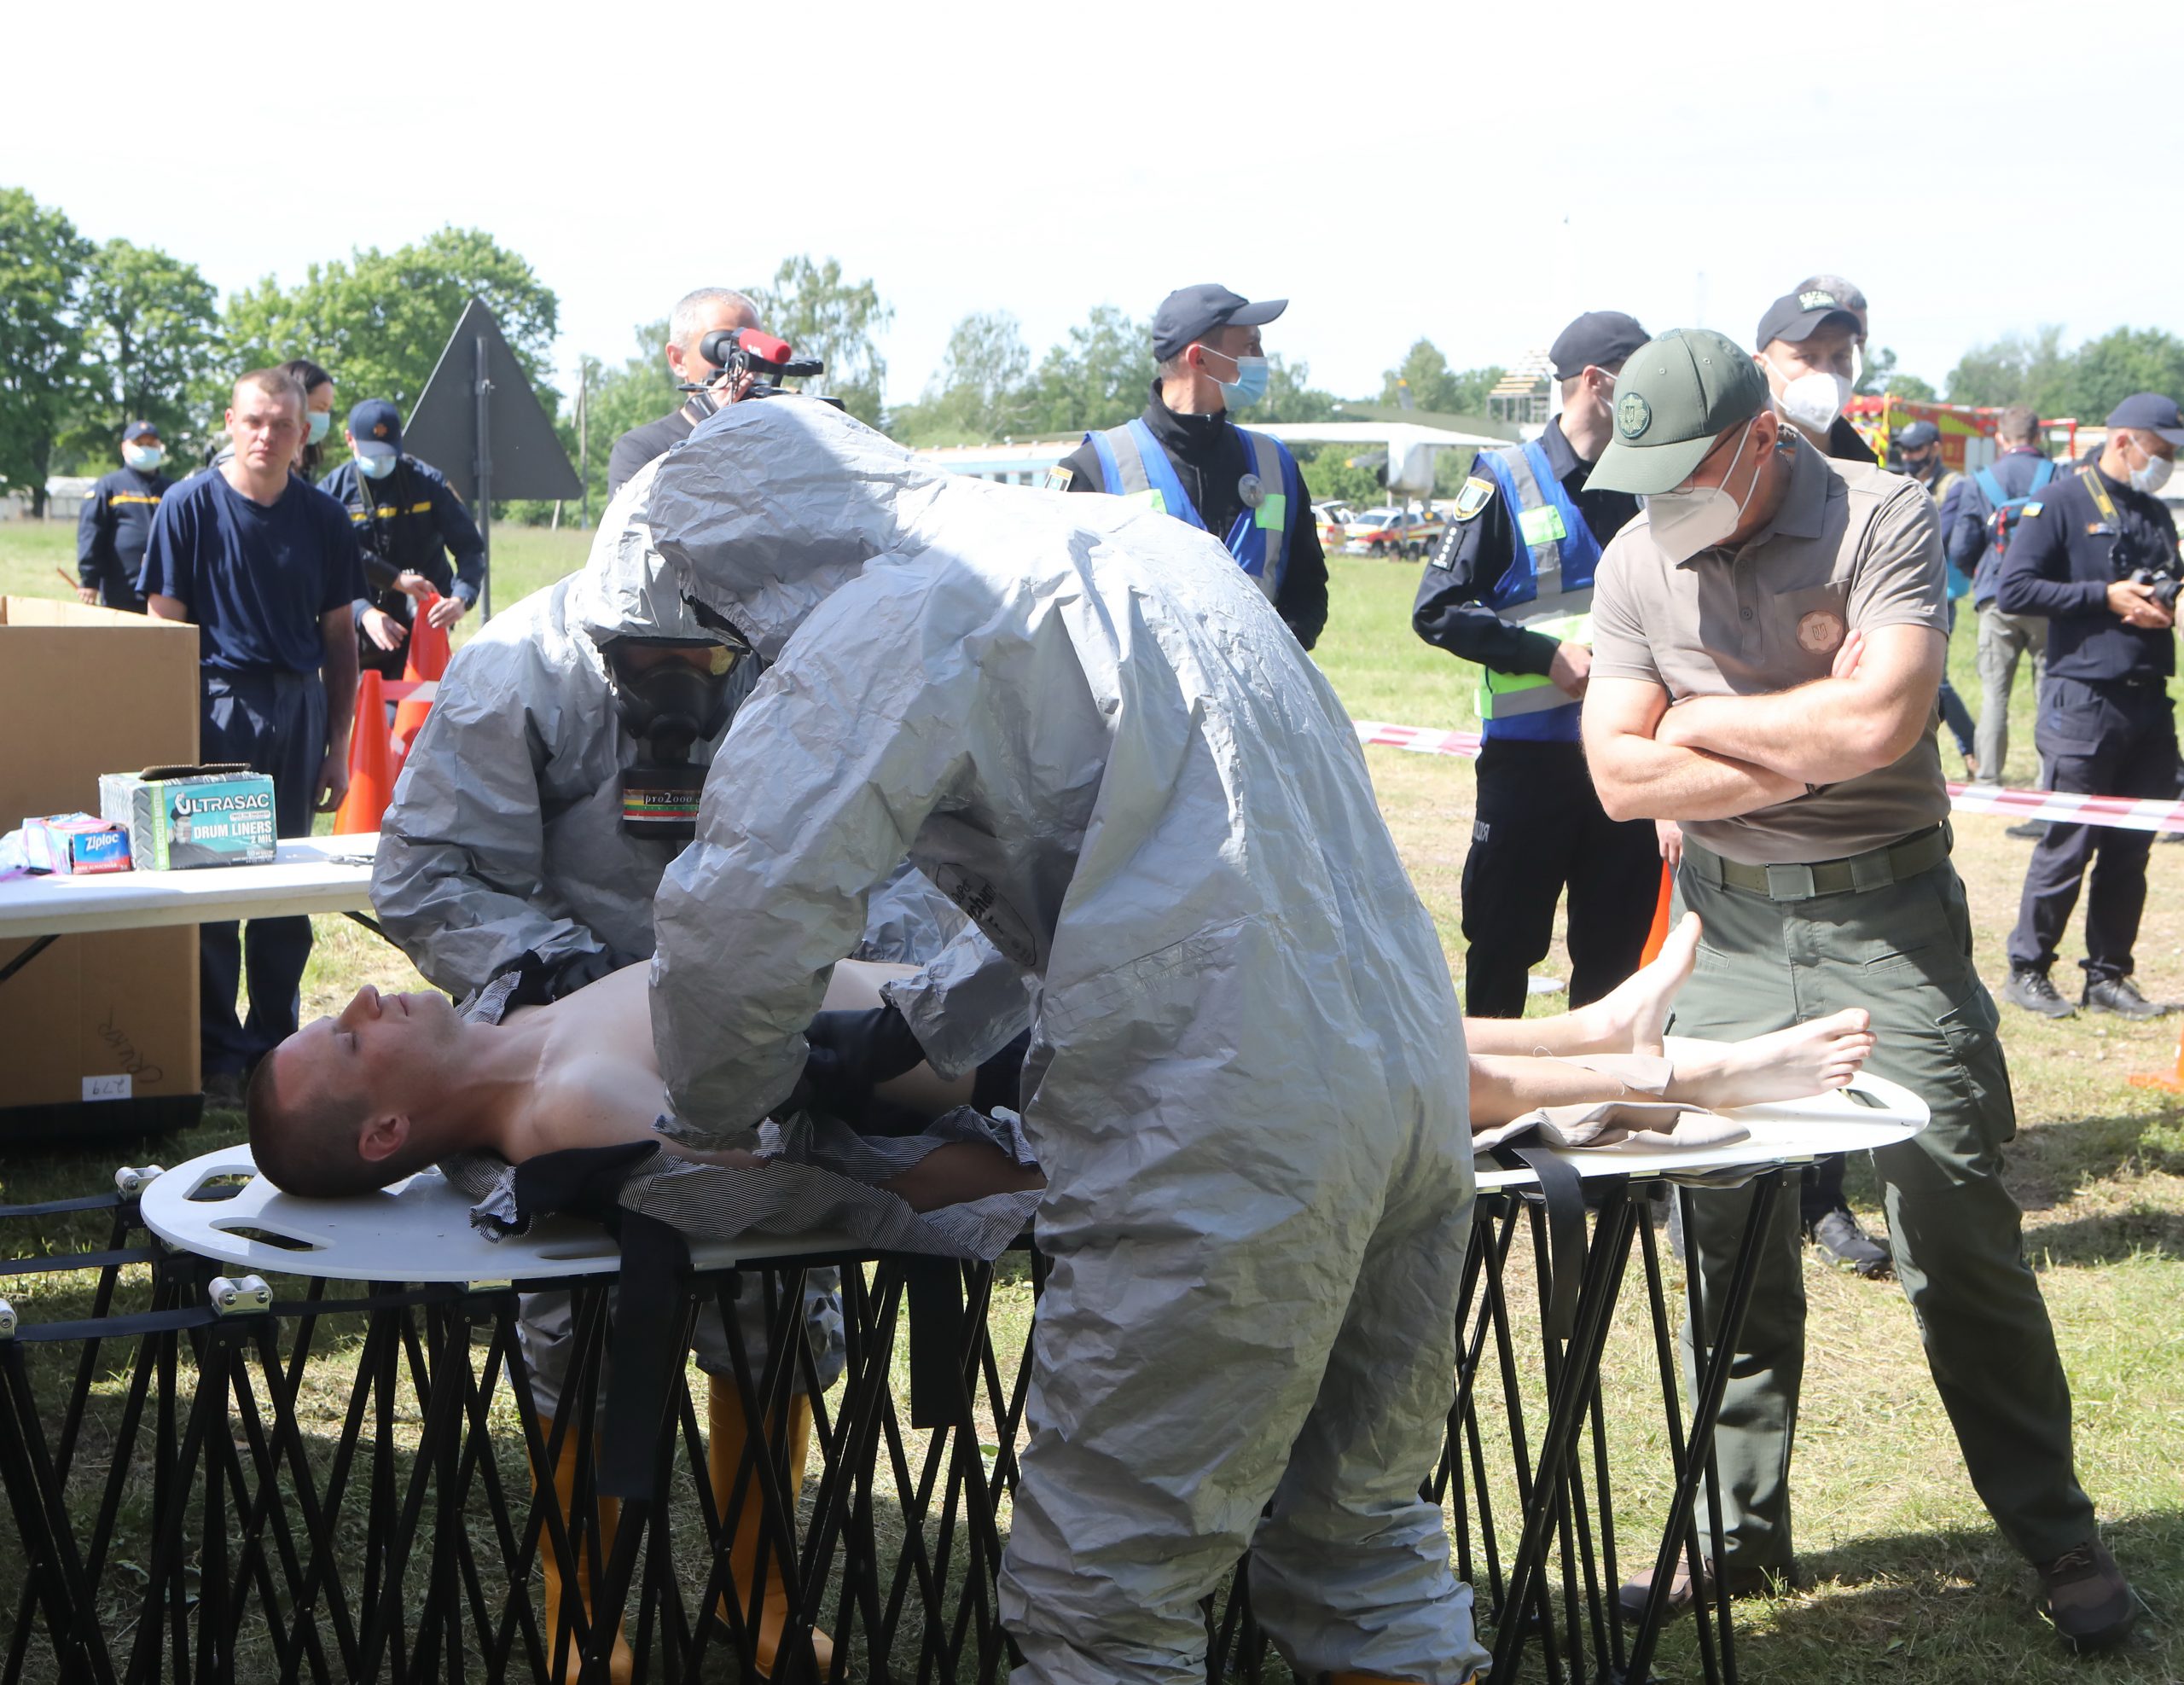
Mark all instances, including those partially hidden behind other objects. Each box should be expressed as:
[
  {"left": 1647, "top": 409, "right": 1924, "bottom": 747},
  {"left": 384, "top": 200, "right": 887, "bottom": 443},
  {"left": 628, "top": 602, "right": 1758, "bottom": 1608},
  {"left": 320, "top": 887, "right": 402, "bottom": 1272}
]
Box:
[{"left": 247, "top": 915, "right": 1875, "bottom": 1206}]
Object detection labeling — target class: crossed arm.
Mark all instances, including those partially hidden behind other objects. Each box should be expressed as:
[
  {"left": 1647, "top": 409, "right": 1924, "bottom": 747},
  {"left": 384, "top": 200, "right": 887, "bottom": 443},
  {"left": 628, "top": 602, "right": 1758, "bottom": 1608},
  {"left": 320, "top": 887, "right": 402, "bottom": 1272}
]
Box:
[{"left": 1581, "top": 624, "right": 1945, "bottom": 822}]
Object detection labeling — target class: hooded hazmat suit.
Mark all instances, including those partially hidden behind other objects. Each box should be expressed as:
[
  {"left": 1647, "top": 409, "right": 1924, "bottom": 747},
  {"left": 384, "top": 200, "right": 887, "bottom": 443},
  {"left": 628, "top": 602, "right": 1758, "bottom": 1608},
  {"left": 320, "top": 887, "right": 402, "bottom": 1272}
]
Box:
[
  {"left": 370, "top": 459, "right": 962, "bottom": 1412},
  {"left": 644, "top": 398, "right": 1484, "bottom": 1684}
]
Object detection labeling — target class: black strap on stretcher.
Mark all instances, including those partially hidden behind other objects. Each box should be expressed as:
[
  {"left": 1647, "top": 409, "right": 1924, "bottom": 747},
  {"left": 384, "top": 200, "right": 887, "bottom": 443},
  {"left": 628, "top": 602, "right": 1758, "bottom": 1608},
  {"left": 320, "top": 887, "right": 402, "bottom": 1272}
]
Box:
[
  {"left": 1493, "top": 1145, "right": 1588, "bottom": 1342},
  {"left": 508, "top": 1141, "right": 693, "bottom": 1499}
]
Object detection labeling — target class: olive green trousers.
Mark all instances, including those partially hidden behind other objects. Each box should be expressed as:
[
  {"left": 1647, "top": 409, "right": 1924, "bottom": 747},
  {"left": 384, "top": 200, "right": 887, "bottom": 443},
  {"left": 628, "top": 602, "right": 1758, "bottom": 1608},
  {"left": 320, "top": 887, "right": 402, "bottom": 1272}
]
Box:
[{"left": 1669, "top": 843, "right": 2095, "bottom": 1569}]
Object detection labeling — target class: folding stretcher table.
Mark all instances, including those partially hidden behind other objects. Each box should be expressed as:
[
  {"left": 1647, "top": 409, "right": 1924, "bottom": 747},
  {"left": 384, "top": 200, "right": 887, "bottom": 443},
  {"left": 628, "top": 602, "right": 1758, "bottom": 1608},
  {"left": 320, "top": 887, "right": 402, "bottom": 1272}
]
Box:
[{"left": 1, "top": 1073, "right": 1924, "bottom": 1684}]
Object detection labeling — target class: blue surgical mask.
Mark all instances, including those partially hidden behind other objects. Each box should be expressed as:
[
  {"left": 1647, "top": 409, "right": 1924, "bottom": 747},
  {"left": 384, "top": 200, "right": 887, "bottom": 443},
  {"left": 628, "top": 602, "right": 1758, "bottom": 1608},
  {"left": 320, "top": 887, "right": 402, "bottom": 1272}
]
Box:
[
  {"left": 1207, "top": 349, "right": 1270, "bottom": 410},
  {"left": 306, "top": 410, "right": 332, "bottom": 444},
  {"left": 123, "top": 444, "right": 165, "bottom": 471},
  {"left": 356, "top": 451, "right": 398, "bottom": 480}
]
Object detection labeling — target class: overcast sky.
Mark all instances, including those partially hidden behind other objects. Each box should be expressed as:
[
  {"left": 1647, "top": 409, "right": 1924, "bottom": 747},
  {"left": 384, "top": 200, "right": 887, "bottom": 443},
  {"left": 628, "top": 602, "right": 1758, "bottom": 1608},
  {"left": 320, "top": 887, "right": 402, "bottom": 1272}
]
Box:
[{"left": 9, "top": 0, "right": 2179, "bottom": 413}]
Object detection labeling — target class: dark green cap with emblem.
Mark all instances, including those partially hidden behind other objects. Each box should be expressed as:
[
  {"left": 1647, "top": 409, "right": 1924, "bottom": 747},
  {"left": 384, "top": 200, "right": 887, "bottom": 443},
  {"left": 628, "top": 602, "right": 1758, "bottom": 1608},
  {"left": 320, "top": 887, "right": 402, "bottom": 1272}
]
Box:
[{"left": 1588, "top": 328, "right": 1769, "bottom": 496}]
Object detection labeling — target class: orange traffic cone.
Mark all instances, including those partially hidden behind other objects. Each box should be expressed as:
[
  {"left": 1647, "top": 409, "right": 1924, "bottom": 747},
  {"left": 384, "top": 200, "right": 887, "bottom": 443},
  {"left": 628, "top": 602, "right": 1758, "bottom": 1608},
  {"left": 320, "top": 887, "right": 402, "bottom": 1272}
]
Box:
[
  {"left": 2128, "top": 1030, "right": 2184, "bottom": 1095},
  {"left": 1638, "top": 862, "right": 1675, "bottom": 966},
  {"left": 333, "top": 669, "right": 395, "bottom": 834},
  {"left": 403, "top": 593, "right": 451, "bottom": 682},
  {"left": 391, "top": 595, "right": 450, "bottom": 762}
]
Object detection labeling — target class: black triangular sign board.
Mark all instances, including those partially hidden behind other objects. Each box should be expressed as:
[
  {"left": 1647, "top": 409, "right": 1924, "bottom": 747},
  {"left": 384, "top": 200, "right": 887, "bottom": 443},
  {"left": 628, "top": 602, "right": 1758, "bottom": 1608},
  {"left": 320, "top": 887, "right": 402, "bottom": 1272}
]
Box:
[{"left": 404, "top": 297, "right": 581, "bottom": 503}]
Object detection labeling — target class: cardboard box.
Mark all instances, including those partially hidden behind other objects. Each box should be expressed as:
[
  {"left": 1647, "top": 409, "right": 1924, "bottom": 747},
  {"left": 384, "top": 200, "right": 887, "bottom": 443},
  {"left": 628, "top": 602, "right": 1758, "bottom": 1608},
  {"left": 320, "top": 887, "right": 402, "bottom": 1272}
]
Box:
[
  {"left": 101, "top": 764, "right": 277, "bottom": 869},
  {"left": 1, "top": 597, "right": 202, "bottom": 1134}
]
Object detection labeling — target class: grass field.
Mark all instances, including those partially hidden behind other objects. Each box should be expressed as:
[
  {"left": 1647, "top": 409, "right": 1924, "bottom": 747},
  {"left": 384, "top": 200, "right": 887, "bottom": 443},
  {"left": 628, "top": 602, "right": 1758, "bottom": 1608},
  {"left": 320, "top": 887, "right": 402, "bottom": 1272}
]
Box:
[{"left": 2, "top": 520, "right": 2181, "bottom": 1680}]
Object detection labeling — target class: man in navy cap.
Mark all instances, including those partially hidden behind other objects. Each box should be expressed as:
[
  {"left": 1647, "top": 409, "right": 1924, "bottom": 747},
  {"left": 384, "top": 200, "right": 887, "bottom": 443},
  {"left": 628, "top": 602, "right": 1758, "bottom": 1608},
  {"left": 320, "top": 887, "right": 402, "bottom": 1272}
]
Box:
[
  {"left": 1412, "top": 309, "right": 1662, "bottom": 1017},
  {"left": 76, "top": 421, "right": 173, "bottom": 613},
  {"left": 1754, "top": 288, "right": 1878, "bottom": 465},
  {"left": 318, "top": 398, "right": 486, "bottom": 677},
  {"left": 1047, "top": 284, "right": 1327, "bottom": 648},
  {"left": 1998, "top": 392, "right": 2184, "bottom": 1021}
]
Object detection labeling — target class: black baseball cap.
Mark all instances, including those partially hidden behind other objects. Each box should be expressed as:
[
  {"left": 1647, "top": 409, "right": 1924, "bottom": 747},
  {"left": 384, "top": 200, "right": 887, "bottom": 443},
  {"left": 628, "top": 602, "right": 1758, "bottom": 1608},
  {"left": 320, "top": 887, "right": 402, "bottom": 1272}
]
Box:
[
  {"left": 1549, "top": 311, "right": 1649, "bottom": 381},
  {"left": 1755, "top": 288, "right": 1862, "bottom": 351},
  {"left": 2106, "top": 392, "right": 2184, "bottom": 445},
  {"left": 122, "top": 420, "right": 161, "bottom": 442},
  {"left": 347, "top": 398, "right": 403, "bottom": 461},
  {"left": 1588, "top": 329, "right": 1772, "bottom": 496},
  {"left": 1152, "top": 284, "right": 1287, "bottom": 361},
  {"left": 1896, "top": 420, "right": 1942, "bottom": 450}
]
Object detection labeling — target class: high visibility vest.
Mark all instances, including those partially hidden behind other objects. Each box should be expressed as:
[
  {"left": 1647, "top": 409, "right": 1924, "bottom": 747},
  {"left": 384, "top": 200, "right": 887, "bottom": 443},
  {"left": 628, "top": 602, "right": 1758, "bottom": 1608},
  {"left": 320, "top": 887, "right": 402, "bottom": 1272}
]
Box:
[
  {"left": 1474, "top": 439, "right": 1603, "bottom": 741},
  {"left": 1087, "top": 417, "right": 1301, "bottom": 603}
]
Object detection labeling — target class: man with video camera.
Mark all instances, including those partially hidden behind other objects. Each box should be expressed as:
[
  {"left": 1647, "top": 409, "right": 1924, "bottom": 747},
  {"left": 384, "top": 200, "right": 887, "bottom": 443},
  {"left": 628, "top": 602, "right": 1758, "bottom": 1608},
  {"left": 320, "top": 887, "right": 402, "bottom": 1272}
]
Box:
[
  {"left": 1999, "top": 392, "right": 2184, "bottom": 1020},
  {"left": 607, "top": 287, "right": 763, "bottom": 497}
]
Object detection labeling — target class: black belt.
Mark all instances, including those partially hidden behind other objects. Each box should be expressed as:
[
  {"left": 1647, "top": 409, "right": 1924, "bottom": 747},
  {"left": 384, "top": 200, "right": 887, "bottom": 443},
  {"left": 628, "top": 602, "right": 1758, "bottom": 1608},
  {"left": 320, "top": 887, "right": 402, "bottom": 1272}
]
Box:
[{"left": 1685, "top": 823, "right": 1949, "bottom": 902}]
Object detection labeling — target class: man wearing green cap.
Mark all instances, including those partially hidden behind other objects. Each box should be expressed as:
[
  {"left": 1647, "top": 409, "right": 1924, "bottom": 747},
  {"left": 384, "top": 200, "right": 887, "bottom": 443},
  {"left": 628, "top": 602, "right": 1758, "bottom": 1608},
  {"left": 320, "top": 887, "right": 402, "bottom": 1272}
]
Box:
[{"left": 1577, "top": 328, "right": 2134, "bottom": 1652}]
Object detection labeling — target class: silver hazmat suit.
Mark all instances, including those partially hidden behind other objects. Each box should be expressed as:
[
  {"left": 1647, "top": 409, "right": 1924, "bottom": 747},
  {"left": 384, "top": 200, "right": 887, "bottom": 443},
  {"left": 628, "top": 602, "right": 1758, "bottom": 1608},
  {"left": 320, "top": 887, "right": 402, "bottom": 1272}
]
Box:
[
  {"left": 369, "top": 460, "right": 961, "bottom": 1413},
  {"left": 373, "top": 460, "right": 964, "bottom": 985},
  {"left": 644, "top": 399, "right": 1484, "bottom": 1684}
]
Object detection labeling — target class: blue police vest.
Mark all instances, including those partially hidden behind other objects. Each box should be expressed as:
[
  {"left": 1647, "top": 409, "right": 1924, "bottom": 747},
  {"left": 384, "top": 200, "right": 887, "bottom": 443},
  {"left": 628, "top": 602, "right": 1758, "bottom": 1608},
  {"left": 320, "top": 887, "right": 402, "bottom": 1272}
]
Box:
[
  {"left": 1086, "top": 417, "right": 1303, "bottom": 602},
  {"left": 1473, "top": 439, "right": 1604, "bottom": 743}
]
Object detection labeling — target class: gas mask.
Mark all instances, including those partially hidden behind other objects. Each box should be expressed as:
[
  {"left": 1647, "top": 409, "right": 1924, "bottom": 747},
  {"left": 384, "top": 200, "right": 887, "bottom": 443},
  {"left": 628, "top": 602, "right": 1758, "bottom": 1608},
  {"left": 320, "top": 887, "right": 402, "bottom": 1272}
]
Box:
[{"left": 606, "top": 639, "right": 744, "bottom": 840}]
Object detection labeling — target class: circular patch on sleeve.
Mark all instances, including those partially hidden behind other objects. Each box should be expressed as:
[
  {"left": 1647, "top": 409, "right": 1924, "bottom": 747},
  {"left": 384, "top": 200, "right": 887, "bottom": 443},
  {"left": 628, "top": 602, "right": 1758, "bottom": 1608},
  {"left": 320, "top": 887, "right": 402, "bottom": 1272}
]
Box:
[
  {"left": 1796, "top": 610, "right": 1846, "bottom": 654},
  {"left": 1617, "top": 392, "right": 1652, "bottom": 439}
]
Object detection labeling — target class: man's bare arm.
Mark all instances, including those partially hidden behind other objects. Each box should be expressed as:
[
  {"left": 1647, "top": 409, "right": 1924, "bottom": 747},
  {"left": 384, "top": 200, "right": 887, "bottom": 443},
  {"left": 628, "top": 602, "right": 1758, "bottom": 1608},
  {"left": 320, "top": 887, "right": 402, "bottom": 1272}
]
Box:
[
  {"left": 1653, "top": 623, "right": 1944, "bottom": 786},
  {"left": 147, "top": 593, "right": 189, "bottom": 623},
  {"left": 1582, "top": 676, "right": 1806, "bottom": 823}
]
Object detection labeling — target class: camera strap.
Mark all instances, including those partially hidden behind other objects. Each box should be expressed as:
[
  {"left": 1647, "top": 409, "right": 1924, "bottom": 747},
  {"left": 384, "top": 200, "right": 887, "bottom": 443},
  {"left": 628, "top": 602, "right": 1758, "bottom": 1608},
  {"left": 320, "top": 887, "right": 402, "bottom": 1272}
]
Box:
[{"left": 2079, "top": 464, "right": 2122, "bottom": 529}]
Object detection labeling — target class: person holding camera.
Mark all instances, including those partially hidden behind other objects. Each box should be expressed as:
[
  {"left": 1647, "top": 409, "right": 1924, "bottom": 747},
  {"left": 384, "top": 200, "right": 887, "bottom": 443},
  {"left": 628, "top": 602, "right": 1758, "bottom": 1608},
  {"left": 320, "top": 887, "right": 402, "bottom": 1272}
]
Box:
[
  {"left": 606, "top": 287, "right": 762, "bottom": 497},
  {"left": 317, "top": 400, "right": 485, "bottom": 677},
  {"left": 2000, "top": 393, "right": 2184, "bottom": 1020}
]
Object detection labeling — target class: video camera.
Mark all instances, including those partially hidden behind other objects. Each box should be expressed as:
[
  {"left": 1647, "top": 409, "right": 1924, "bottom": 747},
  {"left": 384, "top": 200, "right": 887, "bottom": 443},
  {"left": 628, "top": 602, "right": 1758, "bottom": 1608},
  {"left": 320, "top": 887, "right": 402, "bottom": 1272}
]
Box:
[
  {"left": 2114, "top": 523, "right": 2184, "bottom": 609},
  {"left": 687, "top": 328, "right": 827, "bottom": 404}
]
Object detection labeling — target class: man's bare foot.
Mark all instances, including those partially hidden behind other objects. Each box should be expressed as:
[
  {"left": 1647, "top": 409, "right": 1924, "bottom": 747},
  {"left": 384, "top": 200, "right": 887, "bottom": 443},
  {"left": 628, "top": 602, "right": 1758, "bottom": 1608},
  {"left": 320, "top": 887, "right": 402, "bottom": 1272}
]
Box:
[
  {"left": 1582, "top": 915, "right": 1701, "bottom": 1056},
  {"left": 1665, "top": 1009, "right": 1875, "bottom": 1110}
]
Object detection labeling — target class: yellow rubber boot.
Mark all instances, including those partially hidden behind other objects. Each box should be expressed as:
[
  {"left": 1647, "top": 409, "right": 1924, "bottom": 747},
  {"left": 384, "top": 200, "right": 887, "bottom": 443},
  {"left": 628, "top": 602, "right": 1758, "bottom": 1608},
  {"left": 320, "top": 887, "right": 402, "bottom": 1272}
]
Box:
[
  {"left": 708, "top": 1378, "right": 834, "bottom": 1678},
  {"left": 531, "top": 1415, "right": 636, "bottom": 1685}
]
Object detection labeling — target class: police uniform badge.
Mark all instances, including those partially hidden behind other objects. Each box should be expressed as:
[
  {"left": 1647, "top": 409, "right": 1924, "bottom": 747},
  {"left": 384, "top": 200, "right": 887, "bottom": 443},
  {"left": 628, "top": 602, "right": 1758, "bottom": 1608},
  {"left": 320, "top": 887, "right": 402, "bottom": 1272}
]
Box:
[
  {"left": 1452, "top": 477, "right": 1494, "bottom": 522},
  {"left": 1617, "top": 392, "right": 1652, "bottom": 439},
  {"left": 1042, "top": 465, "right": 1075, "bottom": 491},
  {"left": 1237, "top": 472, "right": 1264, "bottom": 509},
  {"left": 1797, "top": 289, "right": 1838, "bottom": 313},
  {"left": 1796, "top": 610, "right": 1846, "bottom": 654}
]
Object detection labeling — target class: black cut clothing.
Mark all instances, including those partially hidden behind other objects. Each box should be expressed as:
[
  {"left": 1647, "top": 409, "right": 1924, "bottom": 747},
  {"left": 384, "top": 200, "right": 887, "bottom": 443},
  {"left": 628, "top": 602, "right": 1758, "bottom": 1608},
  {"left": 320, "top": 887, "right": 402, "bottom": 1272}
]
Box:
[
  {"left": 607, "top": 399, "right": 709, "bottom": 499},
  {"left": 1948, "top": 446, "right": 2052, "bottom": 606},
  {"left": 76, "top": 465, "right": 172, "bottom": 612},
  {"left": 1054, "top": 383, "right": 1328, "bottom": 649},
  {"left": 1459, "top": 739, "right": 1661, "bottom": 1018},
  {"left": 1411, "top": 415, "right": 1638, "bottom": 677},
  {"left": 2007, "top": 676, "right": 2179, "bottom": 981},
  {"left": 1995, "top": 463, "right": 2180, "bottom": 686}
]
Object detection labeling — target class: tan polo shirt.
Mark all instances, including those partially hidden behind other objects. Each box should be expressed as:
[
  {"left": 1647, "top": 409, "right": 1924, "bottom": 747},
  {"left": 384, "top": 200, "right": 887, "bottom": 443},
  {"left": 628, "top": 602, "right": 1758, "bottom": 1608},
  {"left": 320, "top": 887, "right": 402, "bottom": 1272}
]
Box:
[{"left": 1589, "top": 438, "right": 1950, "bottom": 866}]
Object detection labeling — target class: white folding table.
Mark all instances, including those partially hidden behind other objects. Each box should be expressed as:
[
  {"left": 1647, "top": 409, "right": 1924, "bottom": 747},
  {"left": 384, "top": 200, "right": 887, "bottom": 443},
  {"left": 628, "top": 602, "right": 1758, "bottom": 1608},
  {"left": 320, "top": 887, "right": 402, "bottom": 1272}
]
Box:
[{"left": 0, "top": 834, "right": 380, "bottom": 976}]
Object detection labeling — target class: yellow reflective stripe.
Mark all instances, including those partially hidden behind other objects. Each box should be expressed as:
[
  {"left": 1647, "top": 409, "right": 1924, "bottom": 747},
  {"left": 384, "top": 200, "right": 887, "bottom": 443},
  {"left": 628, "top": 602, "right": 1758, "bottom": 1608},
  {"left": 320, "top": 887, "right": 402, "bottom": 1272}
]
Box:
[
  {"left": 108, "top": 493, "right": 161, "bottom": 506},
  {"left": 409, "top": 500, "right": 433, "bottom": 515}
]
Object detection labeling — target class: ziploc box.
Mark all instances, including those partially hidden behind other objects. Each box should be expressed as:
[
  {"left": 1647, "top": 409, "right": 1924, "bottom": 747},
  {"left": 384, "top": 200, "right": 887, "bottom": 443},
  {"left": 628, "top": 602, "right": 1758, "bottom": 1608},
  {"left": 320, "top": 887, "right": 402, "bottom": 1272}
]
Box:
[
  {"left": 100, "top": 764, "right": 277, "bottom": 869},
  {"left": 23, "top": 813, "right": 134, "bottom": 875}
]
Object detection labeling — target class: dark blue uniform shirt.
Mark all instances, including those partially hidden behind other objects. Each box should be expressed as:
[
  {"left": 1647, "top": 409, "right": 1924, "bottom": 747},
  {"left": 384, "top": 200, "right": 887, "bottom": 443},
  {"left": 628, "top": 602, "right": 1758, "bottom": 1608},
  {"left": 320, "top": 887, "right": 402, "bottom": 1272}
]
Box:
[
  {"left": 317, "top": 456, "right": 486, "bottom": 607},
  {"left": 141, "top": 470, "right": 365, "bottom": 675},
  {"left": 1995, "top": 461, "right": 2180, "bottom": 685},
  {"left": 76, "top": 465, "right": 173, "bottom": 612}
]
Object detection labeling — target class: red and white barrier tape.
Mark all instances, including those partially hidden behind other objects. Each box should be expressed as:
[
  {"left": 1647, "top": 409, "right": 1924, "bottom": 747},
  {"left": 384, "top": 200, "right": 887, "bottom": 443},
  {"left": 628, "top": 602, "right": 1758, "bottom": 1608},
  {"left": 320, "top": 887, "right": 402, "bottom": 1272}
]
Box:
[{"left": 1350, "top": 720, "right": 2184, "bottom": 835}]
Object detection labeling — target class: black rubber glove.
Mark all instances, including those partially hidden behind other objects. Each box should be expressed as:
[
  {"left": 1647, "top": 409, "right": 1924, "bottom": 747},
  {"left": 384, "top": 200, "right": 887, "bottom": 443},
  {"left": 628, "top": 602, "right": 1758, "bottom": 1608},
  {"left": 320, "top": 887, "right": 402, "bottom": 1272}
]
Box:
[{"left": 799, "top": 1003, "right": 927, "bottom": 1118}]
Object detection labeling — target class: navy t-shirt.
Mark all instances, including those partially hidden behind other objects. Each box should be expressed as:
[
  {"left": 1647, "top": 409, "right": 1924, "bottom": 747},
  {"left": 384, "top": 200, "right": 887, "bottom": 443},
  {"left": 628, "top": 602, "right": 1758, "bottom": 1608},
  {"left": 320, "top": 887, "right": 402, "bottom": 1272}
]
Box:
[{"left": 142, "top": 469, "right": 365, "bottom": 675}]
